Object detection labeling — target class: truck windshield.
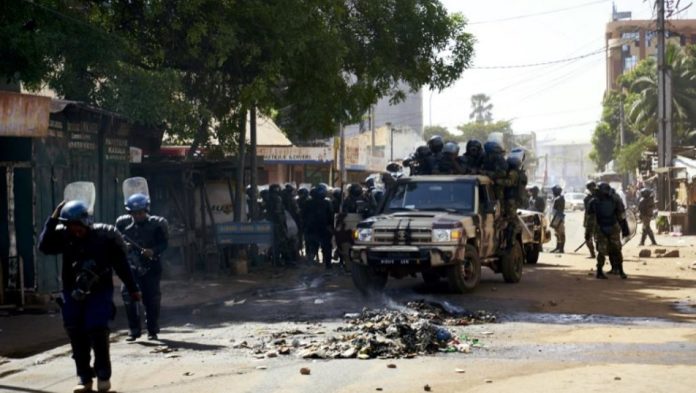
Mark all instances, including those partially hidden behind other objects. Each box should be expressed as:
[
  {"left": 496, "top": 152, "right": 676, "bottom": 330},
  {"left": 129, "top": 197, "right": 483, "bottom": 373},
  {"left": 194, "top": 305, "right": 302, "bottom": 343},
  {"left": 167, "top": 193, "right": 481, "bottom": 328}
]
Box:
[{"left": 384, "top": 181, "right": 475, "bottom": 213}]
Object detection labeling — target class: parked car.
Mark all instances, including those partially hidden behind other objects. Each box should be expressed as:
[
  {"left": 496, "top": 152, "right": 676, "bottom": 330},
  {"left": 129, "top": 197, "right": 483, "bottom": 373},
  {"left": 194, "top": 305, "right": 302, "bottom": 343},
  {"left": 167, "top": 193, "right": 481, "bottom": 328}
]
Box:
[{"left": 565, "top": 192, "right": 586, "bottom": 211}]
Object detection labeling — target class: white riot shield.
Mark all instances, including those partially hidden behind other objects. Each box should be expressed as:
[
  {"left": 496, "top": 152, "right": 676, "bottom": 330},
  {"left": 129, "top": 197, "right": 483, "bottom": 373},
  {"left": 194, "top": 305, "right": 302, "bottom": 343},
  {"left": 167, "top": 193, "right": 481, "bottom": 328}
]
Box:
[
  {"left": 122, "top": 177, "right": 150, "bottom": 202},
  {"left": 623, "top": 208, "right": 638, "bottom": 245},
  {"left": 64, "top": 182, "right": 96, "bottom": 214},
  {"left": 285, "top": 210, "right": 298, "bottom": 237}
]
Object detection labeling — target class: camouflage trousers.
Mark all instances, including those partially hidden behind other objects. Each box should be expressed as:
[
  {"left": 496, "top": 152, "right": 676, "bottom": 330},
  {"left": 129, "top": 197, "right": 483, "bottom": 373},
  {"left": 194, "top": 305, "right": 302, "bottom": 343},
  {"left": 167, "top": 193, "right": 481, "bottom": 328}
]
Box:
[
  {"left": 503, "top": 201, "right": 519, "bottom": 248},
  {"left": 594, "top": 224, "right": 623, "bottom": 271},
  {"left": 640, "top": 217, "right": 657, "bottom": 245}
]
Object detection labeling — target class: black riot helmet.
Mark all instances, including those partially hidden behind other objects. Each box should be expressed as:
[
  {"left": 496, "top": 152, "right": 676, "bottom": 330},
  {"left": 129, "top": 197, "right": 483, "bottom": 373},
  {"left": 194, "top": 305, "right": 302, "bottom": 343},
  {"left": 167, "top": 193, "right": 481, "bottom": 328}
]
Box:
[
  {"left": 443, "top": 142, "right": 460, "bottom": 156},
  {"left": 597, "top": 182, "right": 612, "bottom": 197},
  {"left": 551, "top": 185, "right": 562, "bottom": 196},
  {"left": 465, "top": 139, "right": 483, "bottom": 157},
  {"left": 529, "top": 185, "right": 540, "bottom": 195},
  {"left": 586, "top": 181, "right": 597, "bottom": 192},
  {"left": 483, "top": 141, "right": 504, "bottom": 156},
  {"left": 348, "top": 183, "right": 363, "bottom": 198},
  {"left": 427, "top": 135, "right": 444, "bottom": 154},
  {"left": 506, "top": 156, "right": 522, "bottom": 170},
  {"left": 640, "top": 188, "right": 653, "bottom": 198},
  {"left": 415, "top": 145, "right": 432, "bottom": 158},
  {"left": 298, "top": 187, "right": 309, "bottom": 198},
  {"left": 269, "top": 184, "right": 281, "bottom": 194}
]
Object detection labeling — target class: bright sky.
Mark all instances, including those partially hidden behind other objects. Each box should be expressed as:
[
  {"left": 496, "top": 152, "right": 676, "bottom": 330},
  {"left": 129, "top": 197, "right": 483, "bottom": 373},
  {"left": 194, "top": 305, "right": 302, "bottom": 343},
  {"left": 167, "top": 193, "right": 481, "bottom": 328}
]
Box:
[{"left": 429, "top": 0, "right": 694, "bottom": 142}]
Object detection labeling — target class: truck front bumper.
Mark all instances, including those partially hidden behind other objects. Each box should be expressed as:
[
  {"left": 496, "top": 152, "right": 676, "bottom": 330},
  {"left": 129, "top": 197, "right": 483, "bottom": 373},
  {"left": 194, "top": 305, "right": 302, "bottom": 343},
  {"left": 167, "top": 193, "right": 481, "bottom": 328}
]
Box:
[{"left": 350, "top": 245, "right": 460, "bottom": 267}]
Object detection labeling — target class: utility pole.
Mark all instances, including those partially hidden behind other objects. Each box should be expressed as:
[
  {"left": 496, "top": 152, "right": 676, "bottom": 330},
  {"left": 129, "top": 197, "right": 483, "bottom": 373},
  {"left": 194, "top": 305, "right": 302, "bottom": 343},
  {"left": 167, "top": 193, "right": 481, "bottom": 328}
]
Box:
[
  {"left": 656, "top": 0, "right": 672, "bottom": 210},
  {"left": 249, "top": 106, "right": 258, "bottom": 221},
  {"left": 339, "top": 123, "right": 346, "bottom": 188}
]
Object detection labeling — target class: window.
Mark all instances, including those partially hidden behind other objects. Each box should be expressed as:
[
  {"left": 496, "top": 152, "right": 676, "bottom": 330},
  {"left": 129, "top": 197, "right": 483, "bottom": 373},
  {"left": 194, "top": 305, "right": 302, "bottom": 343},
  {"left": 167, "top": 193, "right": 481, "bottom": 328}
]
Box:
[{"left": 624, "top": 55, "right": 638, "bottom": 72}]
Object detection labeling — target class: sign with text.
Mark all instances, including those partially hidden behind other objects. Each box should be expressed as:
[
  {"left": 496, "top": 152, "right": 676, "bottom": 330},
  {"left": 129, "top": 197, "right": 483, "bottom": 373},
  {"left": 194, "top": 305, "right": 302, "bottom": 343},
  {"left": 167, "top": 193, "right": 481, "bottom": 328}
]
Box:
[
  {"left": 215, "top": 221, "right": 273, "bottom": 245},
  {"left": 257, "top": 146, "right": 333, "bottom": 163}
]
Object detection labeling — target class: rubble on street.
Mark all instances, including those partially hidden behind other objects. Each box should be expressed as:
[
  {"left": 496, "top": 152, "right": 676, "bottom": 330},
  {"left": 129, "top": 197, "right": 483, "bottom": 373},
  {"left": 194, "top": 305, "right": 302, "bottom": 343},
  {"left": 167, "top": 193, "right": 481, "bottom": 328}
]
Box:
[{"left": 235, "top": 300, "right": 496, "bottom": 359}]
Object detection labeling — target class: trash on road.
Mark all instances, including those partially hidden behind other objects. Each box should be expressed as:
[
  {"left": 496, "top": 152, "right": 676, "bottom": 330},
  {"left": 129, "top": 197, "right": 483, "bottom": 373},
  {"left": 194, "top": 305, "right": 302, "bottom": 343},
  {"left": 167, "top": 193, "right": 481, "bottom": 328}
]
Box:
[{"left": 239, "top": 300, "right": 494, "bottom": 360}]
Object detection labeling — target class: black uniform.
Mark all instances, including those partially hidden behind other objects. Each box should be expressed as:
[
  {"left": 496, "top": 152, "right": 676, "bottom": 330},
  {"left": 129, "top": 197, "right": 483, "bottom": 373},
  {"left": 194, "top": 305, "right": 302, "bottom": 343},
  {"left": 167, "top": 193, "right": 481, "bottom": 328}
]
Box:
[
  {"left": 39, "top": 218, "right": 139, "bottom": 384},
  {"left": 116, "top": 214, "right": 168, "bottom": 339},
  {"left": 303, "top": 192, "right": 334, "bottom": 268},
  {"left": 528, "top": 194, "right": 546, "bottom": 213},
  {"left": 583, "top": 192, "right": 597, "bottom": 258},
  {"left": 638, "top": 194, "right": 657, "bottom": 246}
]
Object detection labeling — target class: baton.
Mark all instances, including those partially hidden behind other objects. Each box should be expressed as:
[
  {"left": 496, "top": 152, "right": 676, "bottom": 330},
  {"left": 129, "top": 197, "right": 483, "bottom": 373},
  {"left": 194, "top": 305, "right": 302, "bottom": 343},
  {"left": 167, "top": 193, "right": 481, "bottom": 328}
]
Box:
[{"left": 574, "top": 241, "right": 586, "bottom": 253}]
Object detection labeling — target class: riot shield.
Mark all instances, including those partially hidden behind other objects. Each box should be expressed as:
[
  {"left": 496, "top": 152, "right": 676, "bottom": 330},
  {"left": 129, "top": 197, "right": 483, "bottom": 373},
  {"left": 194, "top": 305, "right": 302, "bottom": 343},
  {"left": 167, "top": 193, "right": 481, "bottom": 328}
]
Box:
[
  {"left": 64, "top": 182, "right": 96, "bottom": 214},
  {"left": 122, "top": 177, "right": 150, "bottom": 202},
  {"left": 623, "top": 208, "right": 638, "bottom": 245}
]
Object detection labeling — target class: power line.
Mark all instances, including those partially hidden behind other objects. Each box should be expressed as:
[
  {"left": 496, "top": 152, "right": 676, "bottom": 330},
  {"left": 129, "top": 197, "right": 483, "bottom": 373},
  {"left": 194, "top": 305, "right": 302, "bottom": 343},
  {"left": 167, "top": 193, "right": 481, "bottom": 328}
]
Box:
[
  {"left": 470, "top": 48, "right": 605, "bottom": 69},
  {"left": 468, "top": 0, "right": 611, "bottom": 25}
]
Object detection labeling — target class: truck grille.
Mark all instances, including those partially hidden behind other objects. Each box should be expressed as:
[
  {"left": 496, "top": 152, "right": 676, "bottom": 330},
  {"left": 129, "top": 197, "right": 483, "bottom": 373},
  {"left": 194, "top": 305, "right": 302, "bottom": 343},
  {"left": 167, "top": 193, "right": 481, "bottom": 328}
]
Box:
[{"left": 373, "top": 228, "right": 432, "bottom": 244}]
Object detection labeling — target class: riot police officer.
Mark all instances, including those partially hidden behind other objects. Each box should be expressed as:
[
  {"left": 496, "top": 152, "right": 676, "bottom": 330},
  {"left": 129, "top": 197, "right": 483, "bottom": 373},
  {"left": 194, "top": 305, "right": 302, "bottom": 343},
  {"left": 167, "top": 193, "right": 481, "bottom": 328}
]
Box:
[
  {"left": 480, "top": 141, "right": 508, "bottom": 201},
  {"left": 587, "top": 183, "right": 630, "bottom": 279},
  {"left": 583, "top": 181, "right": 598, "bottom": 258},
  {"left": 528, "top": 186, "right": 546, "bottom": 213},
  {"left": 296, "top": 186, "right": 310, "bottom": 255},
  {"left": 550, "top": 185, "right": 566, "bottom": 253},
  {"left": 638, "top": 188, "right": 658, "bottom": 246},
  {"left": 303, "top": 185, "right": 334, "bottom": 269},
  {"left": 460, "top": 139, "right": 484, "bottom": 174},
  {"left": 342, "top": 184, "right": 374, "bottom": 217},
  {"left": 116, "top": 193, "right": 169, "bottom": 342},
  {"left": 404, "top": 145, "right": 434, "bottom": 175},
  {"left": 40, "top": 200, "right": 141, "bottom": 393},
  {"left": 438, "top": 142, "right": 461, "bottom": 174},
  {"left": 267, "top": 184, "right": 291, "bottom": 265},
  {"left": 498, "top": 150, "right": 527, "bottom": 248}
]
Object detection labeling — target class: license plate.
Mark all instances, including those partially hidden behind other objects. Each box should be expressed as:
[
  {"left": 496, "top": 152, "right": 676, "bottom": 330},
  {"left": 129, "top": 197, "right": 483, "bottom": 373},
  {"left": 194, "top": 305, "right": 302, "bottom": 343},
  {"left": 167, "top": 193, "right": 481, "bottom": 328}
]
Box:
[{"left": 380, "top": 259, "right": 411, "bottom": 265}]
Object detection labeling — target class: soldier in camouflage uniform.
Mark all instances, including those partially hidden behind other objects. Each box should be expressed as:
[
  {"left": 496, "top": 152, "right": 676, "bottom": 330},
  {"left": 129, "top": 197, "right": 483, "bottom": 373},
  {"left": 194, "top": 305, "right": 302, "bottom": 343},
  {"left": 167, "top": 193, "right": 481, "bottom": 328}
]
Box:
[
  {"left": 583, "top": 181, "right": 598, "bottom": 258},
  {"left": 587, "top": 182, "right": 630, "bottom": 279},
  {"left": 638, "top": 188, "right": 658, "bottom": 246},
  {"left": 550, "top": 185, "right": 565, "bottom": 253},
  {"left": 480, "top": 141, "right": 509, "bottom": 202}
]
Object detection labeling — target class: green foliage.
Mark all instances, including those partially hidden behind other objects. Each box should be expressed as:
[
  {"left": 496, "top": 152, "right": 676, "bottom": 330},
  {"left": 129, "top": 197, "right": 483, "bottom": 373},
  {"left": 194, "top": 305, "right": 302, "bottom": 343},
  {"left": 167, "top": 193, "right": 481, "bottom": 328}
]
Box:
[
  {"left": 616, "top": 135, "right": 656, "bottom": 173},
  {"left": 590, "top": 122, "right": 617, "bottom": 171},
  {"left": 2, "top": 0, "right": 476, "bottom": 148},
  {"left": 456, "top": 120, "right": 512, "bottom": 143},
  {"left": 424, "top": 125, "right": 455, "bottom": 142}
]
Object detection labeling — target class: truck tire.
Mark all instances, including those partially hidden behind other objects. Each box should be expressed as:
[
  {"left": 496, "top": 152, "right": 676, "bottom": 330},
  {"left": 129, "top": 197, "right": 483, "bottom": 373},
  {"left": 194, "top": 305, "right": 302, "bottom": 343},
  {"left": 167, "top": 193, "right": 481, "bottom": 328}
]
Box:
[
  {"left": 447, "top": 245, "right": 481, "bottom": 293},
  {"left": 524, "top": 243, "right": 540, "bottom": 264},
  {"left": 502, "top": 240, "right": 524, "bottom": 283},
  {"left": 351, "top": 262, "right": 388, "bottom": 295}
]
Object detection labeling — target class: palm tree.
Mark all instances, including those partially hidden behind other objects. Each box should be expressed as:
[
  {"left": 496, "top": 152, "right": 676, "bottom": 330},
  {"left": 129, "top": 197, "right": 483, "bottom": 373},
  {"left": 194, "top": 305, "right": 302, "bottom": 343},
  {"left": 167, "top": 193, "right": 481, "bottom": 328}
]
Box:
[
  {"left": 469, "top": 93, "right": 493, "bottom": 123},
  {"left": 628, "top": 44, "right": 696, "bottom": 144}
]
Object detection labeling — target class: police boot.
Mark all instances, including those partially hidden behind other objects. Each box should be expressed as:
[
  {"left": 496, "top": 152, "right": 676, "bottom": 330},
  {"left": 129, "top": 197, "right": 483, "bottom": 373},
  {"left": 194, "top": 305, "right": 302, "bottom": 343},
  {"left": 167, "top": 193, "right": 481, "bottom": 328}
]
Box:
[
  {"left": 649, "top": 231, "right": 658, "bottom": 246},
  {"left": 639, "top": 232, "right": 646, "bottom": 246},
  {"left": 596, "top": 255, "right": 608, "bottom": 279},
  {"left": 558, "top": 243, "right": 565, "bottom": 254},
  {"left": 550, "top": 242, "right": 560, "bottom": 253},
  {"left": 616, "top": 254, "right": 627, "bottom": 279}
]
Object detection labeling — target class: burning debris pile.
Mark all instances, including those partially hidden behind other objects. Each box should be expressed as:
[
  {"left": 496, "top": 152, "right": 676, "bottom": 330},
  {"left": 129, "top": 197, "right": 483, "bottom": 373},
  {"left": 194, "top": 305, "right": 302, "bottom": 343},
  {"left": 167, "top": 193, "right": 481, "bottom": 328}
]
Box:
[{"left": 237, "top": 300, "right": 496, "bottom": 359}]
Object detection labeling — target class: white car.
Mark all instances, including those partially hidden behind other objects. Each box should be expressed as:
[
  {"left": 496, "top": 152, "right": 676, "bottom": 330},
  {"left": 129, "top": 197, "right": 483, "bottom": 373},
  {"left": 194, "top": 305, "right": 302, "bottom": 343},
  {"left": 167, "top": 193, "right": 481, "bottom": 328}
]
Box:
[{"left": 565, "top": 192, "right": 586, "bottom": 211}]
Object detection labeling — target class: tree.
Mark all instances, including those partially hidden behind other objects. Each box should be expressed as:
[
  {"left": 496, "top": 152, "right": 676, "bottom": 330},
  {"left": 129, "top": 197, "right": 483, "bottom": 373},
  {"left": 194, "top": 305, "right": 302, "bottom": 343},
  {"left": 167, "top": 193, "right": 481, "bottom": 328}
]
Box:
[
  {"left": 3, "top": 0, "right": 476, "bottom": 149},
  {"left": 616, "top": 135, "right": 656, "bottom": 173},
  {"left": 424, "top": 125, "right": 455, "bottom": 142},
  {"left": 589, "top": 122, "right": 618, "bottom": 171},
  {"left": 469, "top": 93, "right": 493, "bottom": 124},
  {"left": 456, "top": 120, "right": 512, "bottom": 144}
]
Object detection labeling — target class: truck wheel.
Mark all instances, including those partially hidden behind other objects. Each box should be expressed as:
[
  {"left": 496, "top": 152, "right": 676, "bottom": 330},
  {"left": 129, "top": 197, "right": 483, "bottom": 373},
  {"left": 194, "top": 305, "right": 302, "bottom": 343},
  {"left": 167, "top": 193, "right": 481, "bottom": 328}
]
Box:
[
  {"left": 502, "top": 240, "right": 524, "bottom": 283},
  {"left": 351, "top": 262, "right": 388, "bottom": 295},
  {"left": 524, "top": 243, "right": 540, "bottom": 264},
  {"left": 447, "top": 245, "right": 481, "bottom": 293}
]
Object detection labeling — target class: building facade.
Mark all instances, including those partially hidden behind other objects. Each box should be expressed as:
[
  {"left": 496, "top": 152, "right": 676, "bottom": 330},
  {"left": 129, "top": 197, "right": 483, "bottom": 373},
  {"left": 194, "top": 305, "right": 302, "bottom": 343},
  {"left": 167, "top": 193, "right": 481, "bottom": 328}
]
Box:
[{"left": 606, "top": 17, "right": 696, "bottom": 90}]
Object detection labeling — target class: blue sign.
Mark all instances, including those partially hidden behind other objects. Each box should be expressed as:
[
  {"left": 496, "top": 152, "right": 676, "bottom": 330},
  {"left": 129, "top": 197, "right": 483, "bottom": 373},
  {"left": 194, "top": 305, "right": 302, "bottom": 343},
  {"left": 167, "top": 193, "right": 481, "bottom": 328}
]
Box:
[{"left": 215, "top": 221, "right": 273, "bottom": 245}]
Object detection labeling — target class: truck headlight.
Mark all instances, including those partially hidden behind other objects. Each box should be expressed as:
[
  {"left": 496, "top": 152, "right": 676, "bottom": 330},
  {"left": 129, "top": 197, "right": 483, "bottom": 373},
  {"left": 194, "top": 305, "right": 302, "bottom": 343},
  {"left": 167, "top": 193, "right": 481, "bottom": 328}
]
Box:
[
  {"left": 354, "top": 228, "right": 373, "bottom": 242},
  {"left": 432, "top": 229, "right": 462, "bottom": 242}
]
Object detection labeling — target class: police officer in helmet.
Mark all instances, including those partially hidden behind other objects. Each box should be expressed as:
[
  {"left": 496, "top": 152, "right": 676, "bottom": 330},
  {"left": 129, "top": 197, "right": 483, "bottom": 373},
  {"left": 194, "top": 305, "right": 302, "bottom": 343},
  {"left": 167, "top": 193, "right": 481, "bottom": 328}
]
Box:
[
  {"left": 550, "top": 185, "right": 566, "bottom": 253},
  {"left": 587, "top": 182, "right": 630, "bottom": 279},
  {"left": 583, "top": 181, "right": 598, "bottom": 258},
  {"left": 40, "top": 200, "right": 141, "bottom": 393},
  {"left": 116, "top": 193, "right": 169, "bottom": 342},
  {"left": 528, "top": 186, "right": 545, "bottom": 213}
]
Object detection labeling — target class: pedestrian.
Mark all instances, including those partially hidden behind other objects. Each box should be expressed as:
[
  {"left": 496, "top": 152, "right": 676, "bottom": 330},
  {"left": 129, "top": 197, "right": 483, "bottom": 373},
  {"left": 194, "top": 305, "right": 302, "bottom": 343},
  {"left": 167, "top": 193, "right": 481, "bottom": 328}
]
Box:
[
  {"left": 528, "top": 186, "right": 546, "bottom": 213},
  {"left": 116, "top": 193, "right": 169, "bottom": 342},
  {"left": 549, "top": 185, "right": 566, "bottom": 253},
  {"left": 587, "top": 183, "right": 630, "bottom": 279},
  {"left": 39, "top": 200, "right": 141, "bottom": 393},
  {"left": 583, "top": 181, "right": 598, "bottom": 258},
  {"left": 638, "top": 188, "right": 658, "bottom": 246}
]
